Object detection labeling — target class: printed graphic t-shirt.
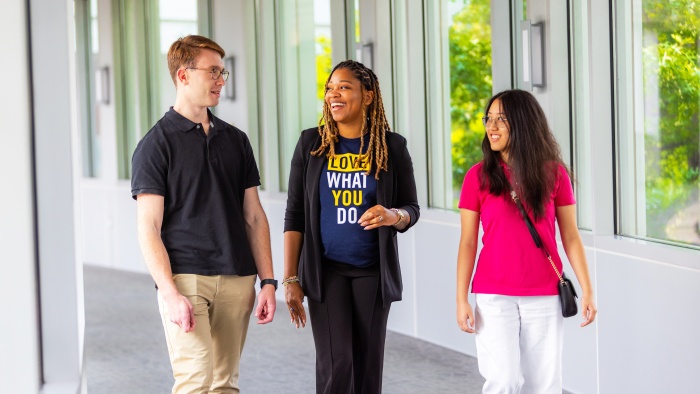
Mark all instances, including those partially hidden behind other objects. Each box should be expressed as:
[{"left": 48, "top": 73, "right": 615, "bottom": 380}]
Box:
[{"left": 319, "top": 135, "right": 379, "bottom": 267}]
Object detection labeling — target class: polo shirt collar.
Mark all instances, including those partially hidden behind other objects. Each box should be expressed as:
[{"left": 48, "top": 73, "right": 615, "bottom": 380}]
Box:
[{"left": 165, "top": 107, "right": 219, "bottom": 132}]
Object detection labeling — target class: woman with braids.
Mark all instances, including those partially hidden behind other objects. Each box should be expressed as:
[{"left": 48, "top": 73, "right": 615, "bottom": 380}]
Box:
[
  {"left": 283, "top": 60, "right": 419, "bottom": 394},
  {"left": 456, "top": 90, "right": 596, "bottom": 394}
]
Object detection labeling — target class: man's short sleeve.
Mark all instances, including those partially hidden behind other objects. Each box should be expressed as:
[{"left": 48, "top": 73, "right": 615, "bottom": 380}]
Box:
[
  {"left": 241, "top": 131, "right": 261, "bottom": 189},
  {"left": 131, "top": 136, "right": 167, "bottom": 200}
]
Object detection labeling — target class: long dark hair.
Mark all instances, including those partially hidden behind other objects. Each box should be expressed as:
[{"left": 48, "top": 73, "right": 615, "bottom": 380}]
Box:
[
  {"left": 312, "top": 60, "right": 391, "bottom": 179},
  {"left": 480, "top": 89, "right": 568, "bottom": 219}
]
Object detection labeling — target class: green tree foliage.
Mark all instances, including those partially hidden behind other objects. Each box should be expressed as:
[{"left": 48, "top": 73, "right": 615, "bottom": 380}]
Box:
[
  {"left": 641, "top": 0, "right": 699, "bottom": 237},
  {"left": 449, "top": 0, "right": 492, "bottom": 190},
  {"left": 316, "top": 35, "right": 332, "bottom": 101},
  {"left": 315, "top": 35, "right": 332, "bottom": 119}
]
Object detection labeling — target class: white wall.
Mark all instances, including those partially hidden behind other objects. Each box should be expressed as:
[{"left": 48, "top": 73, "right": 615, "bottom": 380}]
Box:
[
  {"left": 0, "top": 1, "right": 41, "bottom": 392},
  {"left": 1, "top": 0, "right": 85, "bottom": 392},
  {"left": 30, "top": 0, "right": 86, "bottom": 391},
  {"left": 78, "top": 1, "right": 700, "bottom": 393}
]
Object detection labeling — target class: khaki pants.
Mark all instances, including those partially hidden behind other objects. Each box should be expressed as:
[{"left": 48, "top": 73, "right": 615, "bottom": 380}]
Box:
[{"left": 158, "top": 274, "right": 256, "bottom": 394}]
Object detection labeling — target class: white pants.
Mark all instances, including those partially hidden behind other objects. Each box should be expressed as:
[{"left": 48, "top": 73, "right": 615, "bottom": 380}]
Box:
[{"left": 474, "top": 294, "right": 563, "bottom": 394}]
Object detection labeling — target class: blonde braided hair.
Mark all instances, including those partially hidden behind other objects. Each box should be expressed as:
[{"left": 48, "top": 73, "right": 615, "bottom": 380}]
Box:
[{"left": 311, "top": 60, "right": 392, "bottom": 179}]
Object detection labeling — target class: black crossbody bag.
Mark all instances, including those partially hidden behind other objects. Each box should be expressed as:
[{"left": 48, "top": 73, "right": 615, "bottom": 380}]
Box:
[{"left": 510, "top": 190, "right": 578, "bottom": 318}]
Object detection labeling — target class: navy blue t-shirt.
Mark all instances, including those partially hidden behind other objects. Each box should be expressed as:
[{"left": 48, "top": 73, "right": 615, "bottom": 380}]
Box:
[{"left": 319, "top": 135, "right": 379, "bottom": 267}]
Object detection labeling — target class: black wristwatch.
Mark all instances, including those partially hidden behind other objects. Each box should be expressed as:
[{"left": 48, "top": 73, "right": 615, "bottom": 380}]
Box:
[{"left": 260, "top": 278, "right": 278, "bottom": 291}]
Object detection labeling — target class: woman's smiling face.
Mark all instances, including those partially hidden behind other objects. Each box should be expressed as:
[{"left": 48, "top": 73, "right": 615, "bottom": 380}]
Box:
[
  {"left": 485, "top": 99, "right": 511, "bottom": 161},
  {"left": 325, "top": 68, "right": 373, "bottom": 129}
]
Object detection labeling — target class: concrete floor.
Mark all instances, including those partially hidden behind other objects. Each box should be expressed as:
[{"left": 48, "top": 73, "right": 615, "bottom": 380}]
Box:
[{"left": 83, "top": 265, "right": 486, "bottom": 393}]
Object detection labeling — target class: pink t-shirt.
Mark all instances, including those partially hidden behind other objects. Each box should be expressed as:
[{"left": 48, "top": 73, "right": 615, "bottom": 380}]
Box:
[{"left": 458, "top": 161, "right": 576, "bottom": 296}]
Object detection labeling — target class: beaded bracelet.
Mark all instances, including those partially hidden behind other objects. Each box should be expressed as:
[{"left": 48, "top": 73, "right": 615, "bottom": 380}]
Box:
[{"left": 282, "top": 276, "right": 299, "bottom": 286}]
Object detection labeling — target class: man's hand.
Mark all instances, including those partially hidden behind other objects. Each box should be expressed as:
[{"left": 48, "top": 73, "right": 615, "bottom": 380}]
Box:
[
  {"left": 255, "top": 285, "right": 276, "bottom": 324},
  {"left": 163, "top": 292, "right": 196, "bottom": 333}
]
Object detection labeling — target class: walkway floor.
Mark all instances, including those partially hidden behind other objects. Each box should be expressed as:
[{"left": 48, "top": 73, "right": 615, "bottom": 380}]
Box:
[{"left": 84, "top": 265, "right": 485, "bottom": 393}]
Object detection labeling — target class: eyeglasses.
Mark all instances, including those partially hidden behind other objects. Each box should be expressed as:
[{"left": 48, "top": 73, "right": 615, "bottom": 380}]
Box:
[
  {"left": 482, "top": 115, "right": 508, "bottom": 128},
  {"left": 186, "top": 67, "right": 230, "bottom": 81}
]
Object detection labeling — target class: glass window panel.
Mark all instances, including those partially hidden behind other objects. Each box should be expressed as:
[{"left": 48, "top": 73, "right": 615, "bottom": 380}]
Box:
[
  {"left": 616, "top": 0, "right": 700, "bottom": 247},
  {"left": 155, "top": 4, "right": 200, "bottom": 127},
  {"left": 571, "top": 0, "right": 592, "bottom": 230},
  {"left": 427, "top": 0, "right": 493, "bottom": 209},
  {"left": 315, "top": 14, "right": 332, "bottom": 116},
  {"left": 277, "top": 0, "right": 332, "bottom": 191},
  {"left": 75, "top": 0, "right": 101, "bottom": 178},
  {"left": 114, "top": 0, "right": 207, "bottom": 179},
  {"left": 90, "top": 0, "right": 99, "bottom": 53},
  {"left": 315, "top": 0, "right": 331, "bottom": 25},
  {"left": 159, "top": 0, "right": 197, "bottom": 20},
  {"left": 159, "top": 21, "right": 198, "bottom": 53},
  {"left": 355, "top": 0, "right": 360, "bottom": 43},
  {"left": 448, "top": 1, "right": 492, "bottom": 209}
]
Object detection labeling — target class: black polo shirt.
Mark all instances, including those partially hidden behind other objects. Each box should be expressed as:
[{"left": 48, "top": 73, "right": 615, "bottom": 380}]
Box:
[{"left": 131, "top": 107, "right": 260, "bottom": 276}]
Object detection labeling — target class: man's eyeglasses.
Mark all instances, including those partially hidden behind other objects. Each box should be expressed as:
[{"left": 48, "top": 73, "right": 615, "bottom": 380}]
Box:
[
  {"left": 482, "top": 115, "right": 508, "bottom": 128},
  {"left": 186, "top": 67, "right": 230, "bottom": 81}
]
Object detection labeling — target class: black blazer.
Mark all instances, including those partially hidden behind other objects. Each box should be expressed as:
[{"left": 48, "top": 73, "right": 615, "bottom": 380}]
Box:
[{"left": 284, "top": 128, "right": 420, "bottom": 307}]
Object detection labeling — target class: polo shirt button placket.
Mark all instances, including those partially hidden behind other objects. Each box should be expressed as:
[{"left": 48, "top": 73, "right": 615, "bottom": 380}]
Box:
[
  {"left": 195, "top": 124, "right": 211, "bottom": 160},
  {"left": 206, "top": 131, "right": 218, "bottom": 163}
]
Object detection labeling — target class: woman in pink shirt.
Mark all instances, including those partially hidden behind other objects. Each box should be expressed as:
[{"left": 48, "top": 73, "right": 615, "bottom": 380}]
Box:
[{"left": 456, "top": 89, "right": 597, "bottom": 394}]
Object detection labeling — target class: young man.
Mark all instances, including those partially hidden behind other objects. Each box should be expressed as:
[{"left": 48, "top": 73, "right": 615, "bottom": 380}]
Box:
[{"left": 131, "top": 35, "right": 277, "bottom": 393}]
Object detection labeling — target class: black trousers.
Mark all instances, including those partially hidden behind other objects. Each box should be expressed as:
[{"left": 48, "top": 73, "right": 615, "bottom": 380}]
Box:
[{"left": 308, "top": 261, "right": 391, "bottom": 394}]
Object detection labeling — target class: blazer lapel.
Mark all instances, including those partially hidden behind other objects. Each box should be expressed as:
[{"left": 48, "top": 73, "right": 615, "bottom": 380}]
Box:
[
  {"left": 306, "top": 135, "right": 325, "bottom": 239},
  {"left": 378, "top": 141, "right": 395, "bottom": 208}
]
